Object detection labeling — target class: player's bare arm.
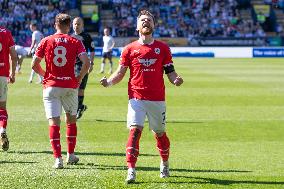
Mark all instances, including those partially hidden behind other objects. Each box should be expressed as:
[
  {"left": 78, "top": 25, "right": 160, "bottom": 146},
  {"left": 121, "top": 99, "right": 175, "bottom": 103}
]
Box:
[
  {"left": 87, "top": 35, "right": 95, "bottom": 73},
  {"left": 109, "top": 39, "right": 115, "bottom": 51},
  {"left": 77, "top": 53, "right": 91, "bottom": 82},
  {"left": 9, "top": 46, "right": 17, "bottom": 83},
  {"left": 28, "top": 39, "right": 35, "bottom": 55},
  {"left": 88, "top": 51, "right": 95, "bottom": 73},
  {"left": 31, "top": 56, "right": 45, "bottom": 77},
  {"left": 100, "top": 65, "right": 127, "bottom": 87},
  {"left": 167, "top": 71, "right": 183, "bottom": 86}
]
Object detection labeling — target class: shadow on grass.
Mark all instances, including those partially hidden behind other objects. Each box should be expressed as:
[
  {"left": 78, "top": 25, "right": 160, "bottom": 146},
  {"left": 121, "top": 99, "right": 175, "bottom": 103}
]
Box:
[
  {"left": 85, "top": 164, "right": 251, "bottom": 173},
  {"left": 145, "top": 176, "right": 284, "bottom": 186},
  {"left": 7, "top": 150, "right": 157, "bottom": 157},
  {"left": 0, "top": 160, "right": 37, "bottom": 164},
  {"left": 82, "top": 119, "right": 203, "bottom": 124},
  {"left": 76, "top": 152, "right": 158, "bottom": 157}
]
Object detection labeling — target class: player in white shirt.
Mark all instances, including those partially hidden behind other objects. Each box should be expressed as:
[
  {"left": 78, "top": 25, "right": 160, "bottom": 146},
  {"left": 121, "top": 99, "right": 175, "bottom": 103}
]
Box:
[
  {"left": 15, "top": 45, "right": 28, "bottom": 74},
  {"left": 28, "top": 23, "right": 43, "bottom": 83},
  {"left": 100, "top": 27, "right": 115, "bottom": 74}
]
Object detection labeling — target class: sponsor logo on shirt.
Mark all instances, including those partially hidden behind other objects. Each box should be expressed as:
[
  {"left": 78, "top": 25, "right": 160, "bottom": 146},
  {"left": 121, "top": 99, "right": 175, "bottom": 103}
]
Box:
[
  {"left": 138, "top": 58, "right": 157, "bottom": 67},
  {"left": 55, "top": 76, "right": 72, "bottom": 80},
  {"left": 142, "top": 68, "right": 156, "bottom": 72},
  {"left": 155, "top": 48, "right": 160, "bottom": 54}
]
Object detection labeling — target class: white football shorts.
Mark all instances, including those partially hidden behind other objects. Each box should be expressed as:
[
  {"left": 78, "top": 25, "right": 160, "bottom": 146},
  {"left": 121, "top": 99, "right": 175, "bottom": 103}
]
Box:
[
  {"left": 15, "top": 45, "right": 28, "bottom": 57},
  {"left": 127, "top": 98, "right": 166, "bottom": 133},
  {"left": 43, "top": 87, "right": 78, "bottom": 119},
  {"left": 0, "top": 77, "right": 7, "bottom": 102}
]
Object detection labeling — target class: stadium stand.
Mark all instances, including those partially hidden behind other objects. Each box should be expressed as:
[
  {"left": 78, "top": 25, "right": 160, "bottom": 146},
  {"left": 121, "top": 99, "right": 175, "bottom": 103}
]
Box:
[
  {"left": 1, "top": 0, "right": 284, "bottom": 46},
  {"left": 0, "top": 0, "right": 78, "bottom": 46},
  {"left": 109, "top": 0, "right": 267, "bottom": 38}
]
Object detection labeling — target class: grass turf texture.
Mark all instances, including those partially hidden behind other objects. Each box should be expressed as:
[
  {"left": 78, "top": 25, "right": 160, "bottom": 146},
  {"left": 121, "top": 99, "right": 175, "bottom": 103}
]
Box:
[{"left": 0, "top": 57, "right": 283, "bottom": 189}]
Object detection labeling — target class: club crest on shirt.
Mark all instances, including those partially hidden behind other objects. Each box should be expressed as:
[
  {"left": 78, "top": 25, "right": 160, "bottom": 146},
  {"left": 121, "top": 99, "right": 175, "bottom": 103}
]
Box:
[
  {"left": 138, "top": 58, "right": 157, "bottom": 67},
  {"left": 154, "top": 48, "right": 160, "bottom": 54}
]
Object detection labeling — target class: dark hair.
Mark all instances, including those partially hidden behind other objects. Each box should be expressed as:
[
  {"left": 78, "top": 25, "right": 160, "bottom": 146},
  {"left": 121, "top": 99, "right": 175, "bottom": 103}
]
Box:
[
  {"left": 30, "top": 22, "right": 37, "bottom": 27},
  {"left": 137, "top": 9, "right": 155, "bottom": 23},
  {"left": 55, "top": 13, "right": 71, "bottom": 27}
]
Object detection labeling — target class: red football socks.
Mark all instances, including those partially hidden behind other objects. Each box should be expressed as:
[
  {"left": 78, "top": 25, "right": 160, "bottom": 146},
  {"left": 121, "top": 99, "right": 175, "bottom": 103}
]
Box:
[
  {"left": 66, "top": 123, "right": 77, "bottom": 154},
  {"left": 155, "top": 132, "right": 170, "bottom": 162},
  {"left": 0, "top": 109, "right": 8, "bottom": 129},
  {"left": 49, "top": 125, "right": 61, "bottom": 158},
  {"left": 126, "top": 128, "right": 142, "bottom": 168}
]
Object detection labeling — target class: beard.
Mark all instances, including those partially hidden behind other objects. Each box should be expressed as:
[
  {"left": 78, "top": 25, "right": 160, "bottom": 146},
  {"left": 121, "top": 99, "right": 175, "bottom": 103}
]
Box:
[
  {"left": 140, "top": 22, "right": 153, "bottom": 35},
  {"left": 141, "top": 27, "right": 153, "bottom": 35}
]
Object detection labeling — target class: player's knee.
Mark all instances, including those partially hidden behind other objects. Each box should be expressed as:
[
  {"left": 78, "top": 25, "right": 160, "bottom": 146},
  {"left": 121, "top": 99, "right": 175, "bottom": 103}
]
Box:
[
  {"left": 0, "top": 102, "right": 6, "bottom": 109},
  {"left": 130, "top": 125, "right": 143, "bottom": 131},
  {"left": 65, "top": 114, "right": 76, "bottom": 124},
  {"left": 153, "top": 131, "right": 165, "bottom": 137},
  {"left": 49, "top": 117, "right": 60, "bottom": 126}
]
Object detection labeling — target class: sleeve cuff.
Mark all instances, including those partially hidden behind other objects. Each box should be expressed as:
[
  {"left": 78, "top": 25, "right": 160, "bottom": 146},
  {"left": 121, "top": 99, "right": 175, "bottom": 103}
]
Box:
[{"left": 78, "top": 52, "right": 87, "bottom": 57}]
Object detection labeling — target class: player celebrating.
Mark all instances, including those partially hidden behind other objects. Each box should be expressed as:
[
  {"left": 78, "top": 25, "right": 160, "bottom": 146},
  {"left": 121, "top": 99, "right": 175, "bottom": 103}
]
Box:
[
  {"left": 28, "top": 23, "right": 43, "bottom": 83},
  {"left": 72, "top": 17, "right": 95, "bottom": 120},
  {"left": 32, "top": 13, "right": 90, "bottom": 169},
  {"left": 100, "top": 10, "right": 183, "bottom": 183},
  {"left": 100, "top": 27, "right": 115, "bottom": 74},
  {"left": 0, "top": 26, "right": 17, "bottom": 151}
]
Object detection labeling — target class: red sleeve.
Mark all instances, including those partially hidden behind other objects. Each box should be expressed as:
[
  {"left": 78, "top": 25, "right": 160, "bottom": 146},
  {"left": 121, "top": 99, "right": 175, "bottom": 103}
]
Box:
[
  {"left": 8, "top": 31, "right": 15, "bottom": 48},
  {"left": 163, "top": 44, "right": 173, "bottom": 66},
  {"left": 77, "top": 40, "right": 86, "bottom": 57},
  {"left": 35, "top": 38, "right": 46, "bottom": 58},
  {"left": 119, "top": 46, "right": 130, "bottom": 67}
]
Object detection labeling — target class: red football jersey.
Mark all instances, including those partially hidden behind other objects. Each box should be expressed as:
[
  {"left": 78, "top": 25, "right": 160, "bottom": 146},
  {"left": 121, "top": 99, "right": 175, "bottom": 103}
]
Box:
[
  {"left": 0, "top": 27, "right": 15, "bottom": 77},
  {"left": 119, "top": 40, "right": 173, "bottom": 101},
  {"left": 35, "top": 33, "right": 86, "bottom": 89}
]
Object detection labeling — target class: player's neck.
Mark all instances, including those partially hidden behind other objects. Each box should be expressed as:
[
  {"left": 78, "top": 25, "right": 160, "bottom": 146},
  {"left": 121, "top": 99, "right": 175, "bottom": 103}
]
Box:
[
  {"left": 74, "top": 30, "right": 82, "bottom": 35},
  {"left": 56, "top": 30, "right": 68, "bottom": 34},
  {"left": 138, "top": 35, "right": 154, "bottom": 45}
]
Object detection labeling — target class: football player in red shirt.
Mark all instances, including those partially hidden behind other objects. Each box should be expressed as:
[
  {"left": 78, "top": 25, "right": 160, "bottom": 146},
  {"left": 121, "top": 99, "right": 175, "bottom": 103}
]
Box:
[
  {"left": 0, "top": 27, "right": 17, "bottom": 151},
  {"left": 32, "top": 13, "right": 90, "bottom": 169},
  {"left": 100, "top": 9, "right": 183, "bottom": 183}
]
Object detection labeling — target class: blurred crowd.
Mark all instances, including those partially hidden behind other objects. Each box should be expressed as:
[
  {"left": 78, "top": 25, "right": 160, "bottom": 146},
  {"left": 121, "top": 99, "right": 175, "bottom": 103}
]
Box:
[
  {"left": 0, "top": 0, "right": 69, "bottom": 46},
  {"left": 112, "top": 0, "right": 267, "bottom": 38},
  {"left": 1, "top": 0, "right": 282, "bottom": 47},
  {"left": 264, "top": 0, "right": 284, "bottom": 8}
]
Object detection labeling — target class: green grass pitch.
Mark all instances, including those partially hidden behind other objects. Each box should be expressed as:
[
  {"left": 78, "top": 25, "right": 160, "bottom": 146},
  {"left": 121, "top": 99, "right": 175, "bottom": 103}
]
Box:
[{"left": 0, "top": 57, "right": 284, "bottom": 188}]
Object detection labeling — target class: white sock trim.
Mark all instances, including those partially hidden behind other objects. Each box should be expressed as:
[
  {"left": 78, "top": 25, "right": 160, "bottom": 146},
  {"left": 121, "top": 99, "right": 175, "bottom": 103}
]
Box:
[{"left": 0, "top": 128, "right": 6, "bottom": 134}]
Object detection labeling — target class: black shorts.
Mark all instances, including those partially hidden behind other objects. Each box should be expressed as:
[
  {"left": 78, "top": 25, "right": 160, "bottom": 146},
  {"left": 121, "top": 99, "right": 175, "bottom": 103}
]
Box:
[
  {"left": 103, "top": 51, "right": 112, "bottom": 59},
  {"left": 75, "top": 63, "right": 89, "bottom": 90}
]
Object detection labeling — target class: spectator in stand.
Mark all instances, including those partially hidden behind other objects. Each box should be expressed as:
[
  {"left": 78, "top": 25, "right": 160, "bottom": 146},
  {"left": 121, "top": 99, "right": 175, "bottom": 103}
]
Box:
[
  {"left": 0, "top": 0, "right": 71, "bottom": 46},
  {"left": 111, "top": 0, "right": 257, "bottom": 38}
]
